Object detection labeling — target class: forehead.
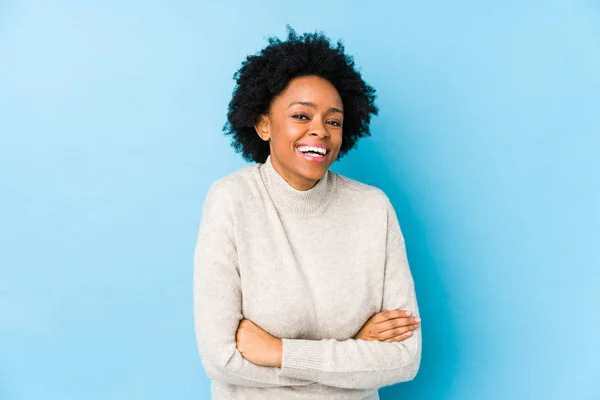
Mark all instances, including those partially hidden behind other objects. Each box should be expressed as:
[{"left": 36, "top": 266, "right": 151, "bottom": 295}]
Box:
[{"left": 276, "top": 75, "right": 342, "bottom": 106}]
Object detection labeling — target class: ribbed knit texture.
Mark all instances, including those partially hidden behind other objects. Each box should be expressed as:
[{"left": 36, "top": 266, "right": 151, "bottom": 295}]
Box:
[{"left": 193, "top": 155, "right": 422, "bottom": 399}]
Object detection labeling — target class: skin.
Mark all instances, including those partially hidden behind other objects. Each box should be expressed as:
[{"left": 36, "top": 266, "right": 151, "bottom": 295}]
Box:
[
  {"left": 236, "top": 311, "right": 421, "bottom": 368},
  {"left": 237, "top": 75, "right": 421, "bottom": 368},
  {"left": 254, "top": 75, "right": 343, "bottom": 191},
  {"left": 353, "top": 309, "right": 421, "bottom": 343}
]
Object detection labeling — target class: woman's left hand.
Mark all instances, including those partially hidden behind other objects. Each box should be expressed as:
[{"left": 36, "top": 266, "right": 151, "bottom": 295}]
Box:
[{"left": 236, "top": 319, "right": 283, "bottom": 368}]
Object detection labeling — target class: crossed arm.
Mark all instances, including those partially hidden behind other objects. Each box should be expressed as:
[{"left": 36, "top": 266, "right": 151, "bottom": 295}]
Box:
[{"left": 193, "top": 185, "right": 422, "bottom": 389}]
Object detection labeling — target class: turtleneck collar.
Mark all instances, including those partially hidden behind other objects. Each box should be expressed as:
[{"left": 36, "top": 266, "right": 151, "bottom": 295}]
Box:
[{"left": 259, "top": 154, "right": 334, "bottom": 216}]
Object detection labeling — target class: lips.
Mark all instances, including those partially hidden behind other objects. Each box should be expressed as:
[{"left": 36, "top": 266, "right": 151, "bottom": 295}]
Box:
[
  {"left": 295, "top": 143, "right": 330, "bottom": 163},
  {"left": 295, "top": 143, "right": 331, "bottom": 156},
  {"left": 296, "top": 142, "right": 330, "bottom": 150}
]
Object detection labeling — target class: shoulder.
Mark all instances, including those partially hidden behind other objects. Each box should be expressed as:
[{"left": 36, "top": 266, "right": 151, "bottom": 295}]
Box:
[
  {"left": 331, "top": 172, "right": 405, "bottom": 243},
  {"left": 207, "top": 164, "right": 258, "bottom": 196},
  {"left": 202, "top": 164, "right": 260, "bottom": 214},
  {"left": 330, "top": 171, "right": 393, "bottom": 210}
]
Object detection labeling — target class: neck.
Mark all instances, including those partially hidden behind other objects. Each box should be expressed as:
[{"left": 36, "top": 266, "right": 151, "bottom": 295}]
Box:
[
  {"left": 259, "top": 155, "right": 334, "bottom": 216},
  {"left": 269, "top": 154, "right": 320, "bottom": 191}
]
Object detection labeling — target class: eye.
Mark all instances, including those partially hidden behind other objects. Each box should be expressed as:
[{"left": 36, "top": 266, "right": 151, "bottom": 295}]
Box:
[
  {"left": 327, "top": 120, "right": 342, "bottom": 127},
  {"left": 292, "top": 114, "right": 309, "bottom": 120}
]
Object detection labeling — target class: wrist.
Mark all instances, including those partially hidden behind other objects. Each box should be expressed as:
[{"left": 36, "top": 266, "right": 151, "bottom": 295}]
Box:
[{"left": 274, "top": 337, "right": 283, "bottom": 368}]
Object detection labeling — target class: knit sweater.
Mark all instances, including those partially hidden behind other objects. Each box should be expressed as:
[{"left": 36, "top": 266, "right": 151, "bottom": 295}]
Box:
[{"left": 193, "top": 155, "right": 422, "bottom": 400}]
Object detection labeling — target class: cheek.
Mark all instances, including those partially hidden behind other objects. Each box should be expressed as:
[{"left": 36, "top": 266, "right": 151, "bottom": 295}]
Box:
[
  {"left": 273, "top": 120, "right": 305, "bottom": 144},
  {"left": 332, "top": 130, "right": 343, "bottom": 146},
  {"left": 285, "top": 120, "right": 306, "bottom": 136}
]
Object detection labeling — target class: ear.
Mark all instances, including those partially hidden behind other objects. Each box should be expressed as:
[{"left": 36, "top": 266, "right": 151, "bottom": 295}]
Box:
[{"left": 254, "top": 114, "right": 270, "bottom": 142}]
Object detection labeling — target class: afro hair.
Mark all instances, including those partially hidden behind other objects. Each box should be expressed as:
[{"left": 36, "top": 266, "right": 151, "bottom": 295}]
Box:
[{"left": 223, "top": 26, "right": 379, "bottom": 164}]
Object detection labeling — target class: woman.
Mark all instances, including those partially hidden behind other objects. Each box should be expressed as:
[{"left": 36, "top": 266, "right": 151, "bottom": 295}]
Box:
[{"left": 193, "top": 27, "right": 422, "bottom": 400}]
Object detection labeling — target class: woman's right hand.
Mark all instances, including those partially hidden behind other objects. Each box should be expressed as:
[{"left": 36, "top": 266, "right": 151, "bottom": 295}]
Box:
[{"left": 353, "top": 310, "right": 420, "bottom": 343}]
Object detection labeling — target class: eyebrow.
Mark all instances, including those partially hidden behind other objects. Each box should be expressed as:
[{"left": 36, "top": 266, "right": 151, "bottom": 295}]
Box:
[{"left": 288, "top": 101, "right": 344, "bottom": 115}]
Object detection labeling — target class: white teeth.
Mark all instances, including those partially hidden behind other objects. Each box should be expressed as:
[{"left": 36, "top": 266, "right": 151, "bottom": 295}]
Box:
[{"left": 297, "top": 145, "right": 327, "bottom": 155}]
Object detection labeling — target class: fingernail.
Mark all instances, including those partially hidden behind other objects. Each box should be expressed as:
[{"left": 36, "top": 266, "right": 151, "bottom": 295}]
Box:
[
  {"left": 415, "top": 318, "right": 421, "bottom": 323},
  {"left": 405, "top": 311, "right": 412, "bottom": 316},
  {"left": 407, "top": 331, "right": 412, "bottom": 336}
]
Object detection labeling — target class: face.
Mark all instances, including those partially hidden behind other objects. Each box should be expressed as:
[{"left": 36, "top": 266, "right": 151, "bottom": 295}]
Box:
[{"left": 255, "top": 75, "right": 344, "bottom": 191}]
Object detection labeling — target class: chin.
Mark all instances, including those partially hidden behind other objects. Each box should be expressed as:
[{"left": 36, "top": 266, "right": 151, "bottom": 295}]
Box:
[
  {"left": 303, "top": 172, "right": 325, "bottom": 182},
  {"left": 298, "top": 166, "right": 328, "bottom": 182}
]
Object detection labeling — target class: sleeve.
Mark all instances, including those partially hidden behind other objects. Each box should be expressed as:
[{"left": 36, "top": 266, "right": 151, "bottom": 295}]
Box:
[
  {"left": 275, "top": 195, "right": 422, "bottom": 389},
  {"left": 193, "top": 180, "right": 315, "bottom": 388}
]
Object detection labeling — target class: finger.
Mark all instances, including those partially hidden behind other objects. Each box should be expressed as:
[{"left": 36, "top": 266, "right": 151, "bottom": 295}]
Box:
[
  {"left": 377, "top": 316, "right": 421, "bottom": 333},
  {"left": 376, "top": 317, "right": 412, "bottom": 333},
  {"left": 379, "top": 325, "right": 414, "bottom": 341},
  {"left": 372, "top": 309, "right": 412, "bottom": 324},
  {"left": 384, "top": 329, "right": 415, "bottom": 343}
]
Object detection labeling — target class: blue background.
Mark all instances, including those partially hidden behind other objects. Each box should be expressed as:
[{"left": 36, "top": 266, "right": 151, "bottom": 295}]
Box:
[{"left": 1, "top": 1, "right": 599, "bottom": 399}]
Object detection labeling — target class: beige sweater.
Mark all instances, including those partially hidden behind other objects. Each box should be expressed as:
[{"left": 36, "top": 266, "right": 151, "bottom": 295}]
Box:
[{"left": 193, "top": 155, "right": 422, "bottom": 399}]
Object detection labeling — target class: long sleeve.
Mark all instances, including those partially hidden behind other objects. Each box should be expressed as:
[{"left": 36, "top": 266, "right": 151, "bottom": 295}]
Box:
[
  {"left": 193, "top": 180, "right": 315, "bottom": 388},
  {"left": 276, "top": 197, "right": 422, "bottom": 389}
]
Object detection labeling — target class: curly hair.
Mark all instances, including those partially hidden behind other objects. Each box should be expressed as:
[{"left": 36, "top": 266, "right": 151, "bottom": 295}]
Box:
[{"left": 223, "top": 26, "right": 379, "bottom": 164}]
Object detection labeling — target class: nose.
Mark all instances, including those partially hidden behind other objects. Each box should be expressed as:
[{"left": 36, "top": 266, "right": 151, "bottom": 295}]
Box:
[{"left": 309, "top": 119, "right": 329, "bottom": 138}]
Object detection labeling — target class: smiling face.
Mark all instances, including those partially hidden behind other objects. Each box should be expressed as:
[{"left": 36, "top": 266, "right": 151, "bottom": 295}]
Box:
[{"left": 254, "top": 75, "right": 344, "bottom": 191}]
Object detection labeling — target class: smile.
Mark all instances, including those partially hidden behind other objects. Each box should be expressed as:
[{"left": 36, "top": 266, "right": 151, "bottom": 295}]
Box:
[
  {"left": 297, "top": 145, "right": 328, "bottom": 156},
  {"left": 295, "top": 144, "right": 330, "bottom": 163}
]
